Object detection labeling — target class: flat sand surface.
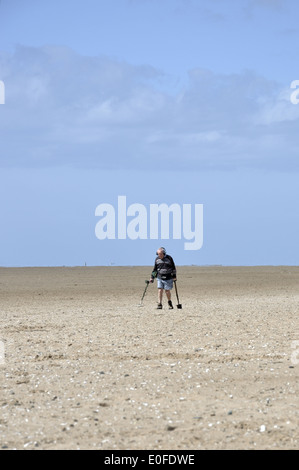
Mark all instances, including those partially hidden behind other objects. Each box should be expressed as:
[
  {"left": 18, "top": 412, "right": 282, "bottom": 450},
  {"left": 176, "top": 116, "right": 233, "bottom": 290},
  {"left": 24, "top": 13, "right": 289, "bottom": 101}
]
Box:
[{"left": 0, "top": 266, "right": 298, "bottom": 450}]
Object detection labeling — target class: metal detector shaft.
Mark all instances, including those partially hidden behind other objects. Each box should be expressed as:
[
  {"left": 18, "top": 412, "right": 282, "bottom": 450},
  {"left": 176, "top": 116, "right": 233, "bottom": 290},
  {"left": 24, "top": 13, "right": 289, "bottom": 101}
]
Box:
[
  {"left": 140, "top": 280, "right": 150, "bottom": 305},
  {"left": 174, "top": 281, "right": 182, "bottom": 309}
]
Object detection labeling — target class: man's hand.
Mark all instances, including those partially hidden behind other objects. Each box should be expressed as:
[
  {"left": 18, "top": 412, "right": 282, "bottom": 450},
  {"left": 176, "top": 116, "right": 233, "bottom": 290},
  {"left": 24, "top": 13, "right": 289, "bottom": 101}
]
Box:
[{"left": 149, "top": 279, "right": 154, "bottom": 283}]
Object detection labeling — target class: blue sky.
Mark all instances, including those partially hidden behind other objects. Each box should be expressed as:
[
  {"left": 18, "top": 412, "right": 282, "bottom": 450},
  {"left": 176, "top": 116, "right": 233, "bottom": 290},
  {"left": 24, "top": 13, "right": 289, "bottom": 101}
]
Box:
[{"left": 0, "top": 0, "right": 299, "bottom": 266}]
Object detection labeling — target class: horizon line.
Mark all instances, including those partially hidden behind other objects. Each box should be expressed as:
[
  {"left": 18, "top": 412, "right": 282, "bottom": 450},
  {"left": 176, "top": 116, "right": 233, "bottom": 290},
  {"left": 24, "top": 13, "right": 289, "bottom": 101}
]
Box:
[{"left": 0, "top": 264, "right": 299, "bottom": 269}]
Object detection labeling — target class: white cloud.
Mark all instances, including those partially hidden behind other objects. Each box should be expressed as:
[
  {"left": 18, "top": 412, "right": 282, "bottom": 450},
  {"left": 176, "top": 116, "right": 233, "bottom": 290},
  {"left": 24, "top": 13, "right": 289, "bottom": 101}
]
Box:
[
  {"left": 0, "top": 45, "right": 298, "bottom": 171},
  {"left": 254, "top": 89, "right": 299, "bottom": 125}
]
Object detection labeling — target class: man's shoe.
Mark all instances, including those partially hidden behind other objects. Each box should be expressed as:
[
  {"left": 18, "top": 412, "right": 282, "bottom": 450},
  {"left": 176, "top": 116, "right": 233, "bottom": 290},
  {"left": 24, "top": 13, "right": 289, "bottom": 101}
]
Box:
[
  {"left": 157, "top": 303, "right": 163, "bottom": 309},
  {"left": 168, "top": 300, "right": 174, "bottom": 309}
]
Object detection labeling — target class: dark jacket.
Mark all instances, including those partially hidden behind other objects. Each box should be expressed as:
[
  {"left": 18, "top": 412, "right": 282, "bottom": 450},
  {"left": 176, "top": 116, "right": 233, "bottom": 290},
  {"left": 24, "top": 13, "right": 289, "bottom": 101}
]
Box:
[{"left": 151, "top": 255, "right": 177, "bottom": 281}]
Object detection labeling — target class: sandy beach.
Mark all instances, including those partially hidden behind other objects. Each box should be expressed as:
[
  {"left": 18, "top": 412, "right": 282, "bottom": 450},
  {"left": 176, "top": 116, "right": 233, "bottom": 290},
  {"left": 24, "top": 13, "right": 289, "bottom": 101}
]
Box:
[{"left": 0, "top": 266, "right": 298, "bottom": 450}]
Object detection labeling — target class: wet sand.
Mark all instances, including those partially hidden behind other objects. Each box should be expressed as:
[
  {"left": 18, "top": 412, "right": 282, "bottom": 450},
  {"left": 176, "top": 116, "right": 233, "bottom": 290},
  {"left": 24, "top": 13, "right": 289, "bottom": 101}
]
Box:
[{"left": 0, "top": 266, "right": 298, "bottom": 450}]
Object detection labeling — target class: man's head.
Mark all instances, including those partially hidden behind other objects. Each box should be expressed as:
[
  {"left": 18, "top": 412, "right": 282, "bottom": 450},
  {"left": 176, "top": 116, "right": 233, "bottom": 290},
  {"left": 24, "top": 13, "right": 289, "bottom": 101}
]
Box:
[{"left": 157, "top": 247, "right": 166, "bottom": 259}]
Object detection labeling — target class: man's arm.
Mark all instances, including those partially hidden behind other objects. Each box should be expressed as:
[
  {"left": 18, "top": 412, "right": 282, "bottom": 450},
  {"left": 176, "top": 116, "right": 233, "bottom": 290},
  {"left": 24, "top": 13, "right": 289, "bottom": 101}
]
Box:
[
  {"left": 169, "top": 256, "right": 177, "bottom": 279},
  {"left": 149, "top": 259, "right": 158, "bottom": 283}
]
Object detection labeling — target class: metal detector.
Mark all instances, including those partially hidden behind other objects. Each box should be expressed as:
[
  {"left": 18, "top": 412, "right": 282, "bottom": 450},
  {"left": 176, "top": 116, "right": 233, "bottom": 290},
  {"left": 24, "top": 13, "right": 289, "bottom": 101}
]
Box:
[
  {"left": 138, "top": 280, "right": 150, "bottom": 307},
  {"left": 174, "top": 281, "right": 182, "bottom": 309}
]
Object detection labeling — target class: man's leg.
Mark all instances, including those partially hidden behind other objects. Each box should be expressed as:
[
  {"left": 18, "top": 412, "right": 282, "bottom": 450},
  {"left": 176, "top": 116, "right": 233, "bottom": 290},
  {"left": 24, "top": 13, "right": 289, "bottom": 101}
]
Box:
[
  {"left": 165, "top": 289, "right": 174, "bottom": 309},
  {"left": 158, "top": 288, "right": 163, "bottom": 307}
]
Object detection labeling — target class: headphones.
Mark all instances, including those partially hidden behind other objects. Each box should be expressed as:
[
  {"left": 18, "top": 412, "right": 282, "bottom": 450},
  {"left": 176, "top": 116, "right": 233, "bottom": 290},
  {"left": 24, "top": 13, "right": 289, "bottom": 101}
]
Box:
[{"left": 156, "top": 247, "right": 166, "bottom": 256}]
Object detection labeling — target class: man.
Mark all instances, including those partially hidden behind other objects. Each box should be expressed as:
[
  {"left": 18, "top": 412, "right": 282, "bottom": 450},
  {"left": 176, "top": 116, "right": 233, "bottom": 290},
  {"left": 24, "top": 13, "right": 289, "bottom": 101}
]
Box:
[{"left": 149, "top": 247, "right": 177, "bottom": 309}]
